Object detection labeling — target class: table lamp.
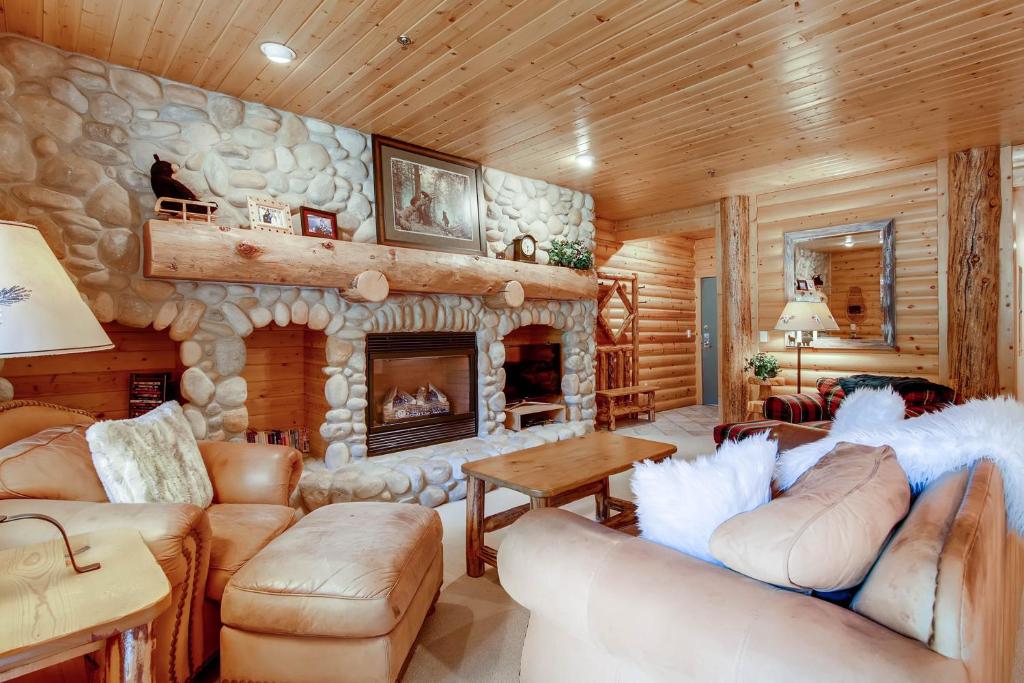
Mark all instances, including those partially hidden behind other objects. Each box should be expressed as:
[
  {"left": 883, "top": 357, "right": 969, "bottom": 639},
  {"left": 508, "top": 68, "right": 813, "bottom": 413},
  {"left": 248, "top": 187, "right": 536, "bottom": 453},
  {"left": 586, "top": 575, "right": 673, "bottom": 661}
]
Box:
[
  {"left": 0, "top": 221, "right": 113, "bottom": 359},
  {"left": 0, "top": 221, "right": 113, "bottom": 571},
  {"left": 774, "top": 300, "right": 839, "bottom": 392}
]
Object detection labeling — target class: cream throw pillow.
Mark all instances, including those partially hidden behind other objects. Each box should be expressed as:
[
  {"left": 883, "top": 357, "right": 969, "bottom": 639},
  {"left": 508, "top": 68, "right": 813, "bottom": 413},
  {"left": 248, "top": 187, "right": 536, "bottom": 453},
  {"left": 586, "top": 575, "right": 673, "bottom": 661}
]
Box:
[
  {"left": 710, "top": 442, "right": 910, "bottom": 591},
  {"left": 86, "top": 401, "right": 213, "bottom": 508}
]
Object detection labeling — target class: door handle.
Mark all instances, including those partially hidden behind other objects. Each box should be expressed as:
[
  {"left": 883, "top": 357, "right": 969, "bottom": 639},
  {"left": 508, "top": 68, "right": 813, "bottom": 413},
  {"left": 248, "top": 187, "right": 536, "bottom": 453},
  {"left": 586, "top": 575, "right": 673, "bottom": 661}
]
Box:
[{"left": 702, "top": 324, "right": 712, "bottom": 349}]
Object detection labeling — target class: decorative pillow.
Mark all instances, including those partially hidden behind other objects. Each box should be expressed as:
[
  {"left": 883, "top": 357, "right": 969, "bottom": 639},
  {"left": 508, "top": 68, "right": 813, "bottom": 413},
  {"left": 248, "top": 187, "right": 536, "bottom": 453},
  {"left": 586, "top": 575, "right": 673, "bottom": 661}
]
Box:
[
  {"left": 831, "top": 387, "right": 905, "bottom": 433},
  {"left": 631, "top": 431, "right": 776, "bottom": 563},
  {"left": 710, "top": 442, "right": 909, "bottom": 591},
  {"left": 0, "top": 424, "right": 107, "bottom": 501},
  {"left": 816, "top": 377, "right": 846, "bottom": 418},
  {"left": 86, "top": 401, "right": 213, "bottom": 508}
]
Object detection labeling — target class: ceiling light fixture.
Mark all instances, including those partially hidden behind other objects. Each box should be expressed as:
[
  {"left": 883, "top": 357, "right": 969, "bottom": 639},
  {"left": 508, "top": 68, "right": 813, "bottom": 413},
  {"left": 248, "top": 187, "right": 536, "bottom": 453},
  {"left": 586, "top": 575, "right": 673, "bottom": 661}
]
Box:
[
  {"left": 576, "top": 154, "right": 595, "bottom": 169},
  {"left": 844, "top": 235, "right": 855, "bottom": 248},
  {"left": 260, "top": 42, "right": 296, "bottom": 64},
  {"left": 397, "top": 34, "right": 413, "bottom": 49}
]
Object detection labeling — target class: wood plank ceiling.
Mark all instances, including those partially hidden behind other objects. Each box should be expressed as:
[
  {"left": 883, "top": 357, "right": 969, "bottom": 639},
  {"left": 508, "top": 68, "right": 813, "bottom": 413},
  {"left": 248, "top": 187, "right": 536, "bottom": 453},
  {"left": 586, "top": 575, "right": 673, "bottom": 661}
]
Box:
[{"left": 2, "top": 0, "right": 1024, "bottom": 220}]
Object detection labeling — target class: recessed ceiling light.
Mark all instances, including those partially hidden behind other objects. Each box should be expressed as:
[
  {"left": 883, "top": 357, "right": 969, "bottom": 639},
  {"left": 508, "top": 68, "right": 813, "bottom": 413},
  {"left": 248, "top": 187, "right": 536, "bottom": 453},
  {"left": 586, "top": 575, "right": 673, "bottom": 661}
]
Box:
[
  {"left": 397, "top": 34, "right": 414, "bottom": 48},
  {"left": 575, "top": 154, "right": 595, "bottom": 168},
  {"left": 260, "top": 42, "right": 296, "bottom": 64}
]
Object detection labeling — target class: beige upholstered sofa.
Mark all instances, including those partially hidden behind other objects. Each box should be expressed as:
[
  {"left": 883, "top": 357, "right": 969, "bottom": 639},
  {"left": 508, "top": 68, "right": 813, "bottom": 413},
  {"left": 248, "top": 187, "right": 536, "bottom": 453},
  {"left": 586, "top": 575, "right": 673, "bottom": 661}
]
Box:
[
  {"left": 499, "top": 459, "right": 1024, "bottom": 682},
  {"left": 0, "top": 400, "right": 302, "bottom": 683}
]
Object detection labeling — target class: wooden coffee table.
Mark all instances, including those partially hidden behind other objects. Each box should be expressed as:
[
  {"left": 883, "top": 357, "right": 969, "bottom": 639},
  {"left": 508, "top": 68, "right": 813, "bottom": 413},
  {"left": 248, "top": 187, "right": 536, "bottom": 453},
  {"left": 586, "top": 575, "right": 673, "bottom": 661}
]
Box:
[
  {"left": 0, "top": 528, "right": 171, "bottom": 682},
  {"left": 462, "top": 431, "right": 676, "bottom": 577}
]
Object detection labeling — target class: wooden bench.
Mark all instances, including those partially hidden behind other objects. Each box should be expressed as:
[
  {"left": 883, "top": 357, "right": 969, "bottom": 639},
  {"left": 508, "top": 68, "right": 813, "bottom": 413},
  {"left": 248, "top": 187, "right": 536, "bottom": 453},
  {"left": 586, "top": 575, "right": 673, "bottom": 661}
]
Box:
[{"left": 596, "top": 383, "right": 657, "bottom": 431}]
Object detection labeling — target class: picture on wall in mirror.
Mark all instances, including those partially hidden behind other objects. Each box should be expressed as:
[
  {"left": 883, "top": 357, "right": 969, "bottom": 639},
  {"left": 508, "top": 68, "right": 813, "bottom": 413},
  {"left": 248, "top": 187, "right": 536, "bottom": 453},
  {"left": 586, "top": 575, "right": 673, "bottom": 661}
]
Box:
[
  {"left": 372, "top": 135, "right": 486, "bottom": 256},
  {"left": 783, "top": 218, "right": 896, "bottom": 350},
  {"left": 300, "top": 206, "right": 338, "bottom": 240}
]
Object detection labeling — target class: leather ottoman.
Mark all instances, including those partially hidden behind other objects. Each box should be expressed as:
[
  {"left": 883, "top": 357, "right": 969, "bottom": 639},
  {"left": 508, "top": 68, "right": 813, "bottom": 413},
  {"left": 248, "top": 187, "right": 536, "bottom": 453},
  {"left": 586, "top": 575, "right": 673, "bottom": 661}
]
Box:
[{"left": 219, "top": 502, "right": 443, "bottom": 683}]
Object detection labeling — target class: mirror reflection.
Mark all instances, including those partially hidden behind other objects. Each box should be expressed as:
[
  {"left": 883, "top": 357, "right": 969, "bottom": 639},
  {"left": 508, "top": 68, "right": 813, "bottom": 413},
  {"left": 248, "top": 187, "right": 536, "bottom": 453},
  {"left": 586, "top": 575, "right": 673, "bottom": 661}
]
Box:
[{"left": 783, "top": 219, "right": 895, "bottom": 349}]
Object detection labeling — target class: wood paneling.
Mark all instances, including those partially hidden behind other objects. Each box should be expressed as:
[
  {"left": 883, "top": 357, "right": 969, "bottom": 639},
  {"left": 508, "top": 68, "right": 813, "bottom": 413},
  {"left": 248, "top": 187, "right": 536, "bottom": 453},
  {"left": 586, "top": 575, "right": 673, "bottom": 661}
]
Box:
[
  {"left": 1, "top": 324, "right": 179, "bottom": 419},
  {"left": 242, "top": 325, "right": 305, "bottom": 430},
  {"left": 595, "top": 230, "right": 696, "bottom": 411},
  {"left": 757, "top": 163, "right": 941, "bottom": 392},
  {"left": 8, "top": 2, "right": 1024, "bottom": 219},
  {"left": 829, "top": 247, "right": 883, "bottom": 340},
  {"left": 304, "top": 330, "right": 328, "bottom": 458}
]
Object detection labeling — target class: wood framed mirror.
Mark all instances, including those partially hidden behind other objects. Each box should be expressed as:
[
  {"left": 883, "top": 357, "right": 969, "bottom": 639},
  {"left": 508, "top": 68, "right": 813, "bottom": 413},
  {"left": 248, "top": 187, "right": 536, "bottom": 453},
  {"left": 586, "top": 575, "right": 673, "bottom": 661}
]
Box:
[{"left": 783, "top": 219, "right": 896, "bottom": 350}]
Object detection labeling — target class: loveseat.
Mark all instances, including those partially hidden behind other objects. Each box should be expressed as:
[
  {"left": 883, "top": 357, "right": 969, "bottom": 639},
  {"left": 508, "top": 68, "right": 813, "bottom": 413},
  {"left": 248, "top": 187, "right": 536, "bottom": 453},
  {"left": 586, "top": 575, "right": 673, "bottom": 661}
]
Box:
[
  {"left": 499, "top": 454, "right": 1024, "bottom": 682},
  {"left": 0, "top": 400, "right": 302, "bottom": 683},
  {"left": 714, "top": 374, "right": 958, "bottom": 445}
]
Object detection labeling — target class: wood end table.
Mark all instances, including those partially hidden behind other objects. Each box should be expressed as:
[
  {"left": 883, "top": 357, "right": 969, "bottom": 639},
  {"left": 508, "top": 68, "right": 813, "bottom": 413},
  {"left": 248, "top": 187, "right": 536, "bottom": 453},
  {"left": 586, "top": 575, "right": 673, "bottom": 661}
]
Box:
[
  {"left": 461, "top": 431, "right": 676, "bottom": 577},
  {"left": 0, "top": 527, "right": 171, "bottom": 682}
]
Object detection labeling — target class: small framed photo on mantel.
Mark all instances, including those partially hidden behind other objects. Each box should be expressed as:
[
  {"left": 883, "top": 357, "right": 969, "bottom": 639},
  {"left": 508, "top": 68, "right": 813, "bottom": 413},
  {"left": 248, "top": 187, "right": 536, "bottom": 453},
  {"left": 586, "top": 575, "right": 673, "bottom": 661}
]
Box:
[
  {"left": 300, "top": 206, "right": 338, "bottom": 240},
  {"left": 247, "top": 195, "right": 291, "bottom": 234},
  {"left": 372, "top": 135, "right": 487, "bottom": 256}
]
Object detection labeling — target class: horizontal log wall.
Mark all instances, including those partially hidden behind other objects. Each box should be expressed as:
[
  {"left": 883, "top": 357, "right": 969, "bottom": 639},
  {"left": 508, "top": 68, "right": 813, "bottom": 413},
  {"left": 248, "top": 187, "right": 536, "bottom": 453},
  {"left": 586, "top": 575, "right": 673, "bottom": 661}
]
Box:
[
  {"left": 2, "top": 325, "right": 180, "bottom": 419},
  {"left": 595, "top": 230, "right": 697, "bottom": 410},
  {"left": 757, "top": 162, "right": 941, "bottom": 392}
]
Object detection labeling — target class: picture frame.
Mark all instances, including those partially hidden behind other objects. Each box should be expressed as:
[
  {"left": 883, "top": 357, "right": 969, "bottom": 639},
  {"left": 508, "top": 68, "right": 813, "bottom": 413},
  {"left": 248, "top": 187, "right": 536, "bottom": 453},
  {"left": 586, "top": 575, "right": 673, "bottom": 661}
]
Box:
[
  {"left": 372, "top": 135, "right": 487, "bottom": 256},
  {"left": 795, "top": 279, "right": 810, "bottom": 292},
  {"left": 299, "top": 206, "right": 338, "bottom": 239},
  {"left": 247, "top": 195, "right": 291, "bottom": 234}
]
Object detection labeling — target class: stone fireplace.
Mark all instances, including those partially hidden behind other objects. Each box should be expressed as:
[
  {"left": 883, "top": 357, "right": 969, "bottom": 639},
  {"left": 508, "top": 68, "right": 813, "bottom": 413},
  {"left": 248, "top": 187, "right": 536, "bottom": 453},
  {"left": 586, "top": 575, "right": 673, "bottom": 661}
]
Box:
[{"left": 366, "top": 332, "right": 478, "bottom": 456}]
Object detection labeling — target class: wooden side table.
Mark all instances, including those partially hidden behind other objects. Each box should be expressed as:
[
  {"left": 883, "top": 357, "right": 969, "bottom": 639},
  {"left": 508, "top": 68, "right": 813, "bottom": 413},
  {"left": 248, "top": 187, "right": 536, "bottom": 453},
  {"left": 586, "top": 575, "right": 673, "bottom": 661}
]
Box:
[
  {"left": 0, "top": 528, "right": 170, "bottom": 682},
  {"left": 746, "top": 400, "right": 766, "bottom": 420}
]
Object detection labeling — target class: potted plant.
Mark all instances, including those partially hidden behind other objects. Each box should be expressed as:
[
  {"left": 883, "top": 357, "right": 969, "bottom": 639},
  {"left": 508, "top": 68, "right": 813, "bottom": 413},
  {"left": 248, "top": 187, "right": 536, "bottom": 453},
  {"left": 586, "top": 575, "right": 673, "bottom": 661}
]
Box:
[
  {"left": 548, "top": 238, "right": 594, "bottom": 270},
  {"left": 744, "top": 352, "right": 781, "bottom": 400}
]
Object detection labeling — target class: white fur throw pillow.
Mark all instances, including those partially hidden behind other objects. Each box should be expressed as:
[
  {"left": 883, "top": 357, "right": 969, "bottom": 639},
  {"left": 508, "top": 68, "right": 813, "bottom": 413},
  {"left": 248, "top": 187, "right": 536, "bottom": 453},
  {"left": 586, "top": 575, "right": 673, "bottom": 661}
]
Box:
[
  {"left": 86, "top": 401, "right": 213, "bottom": 508},
  {"left": 831, "top": 386, "right": 905, "bottom": 434},
  {"left": 631, "top": 431, "right": 777, "bottom": 563}
]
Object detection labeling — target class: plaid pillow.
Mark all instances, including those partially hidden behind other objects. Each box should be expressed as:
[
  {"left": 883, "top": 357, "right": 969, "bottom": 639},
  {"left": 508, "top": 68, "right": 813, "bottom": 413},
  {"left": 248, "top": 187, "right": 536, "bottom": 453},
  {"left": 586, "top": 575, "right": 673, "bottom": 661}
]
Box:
[
  {"left": 763, "top": 392, "right": 826, "bottom": 423},
  {"left": 816, "top": 377, "right": 847, "bottom": 419}
]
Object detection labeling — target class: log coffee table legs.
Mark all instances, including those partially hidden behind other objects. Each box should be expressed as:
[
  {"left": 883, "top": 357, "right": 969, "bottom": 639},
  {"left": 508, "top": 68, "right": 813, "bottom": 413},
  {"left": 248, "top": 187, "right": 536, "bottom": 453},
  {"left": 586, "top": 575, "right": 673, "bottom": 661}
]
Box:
[
  {"left": 86, "top": 623, "right": 155, "bottom": 683},
  {"left": 464, "top": 475, "right": 631, "bottom": 576}
]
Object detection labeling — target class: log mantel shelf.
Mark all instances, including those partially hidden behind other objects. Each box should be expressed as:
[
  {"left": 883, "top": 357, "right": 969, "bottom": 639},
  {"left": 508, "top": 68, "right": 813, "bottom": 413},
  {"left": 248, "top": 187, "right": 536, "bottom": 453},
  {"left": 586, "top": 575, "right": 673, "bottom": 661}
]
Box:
[{"left": 143, "top": 220, "right": 597, "bottom": 301}]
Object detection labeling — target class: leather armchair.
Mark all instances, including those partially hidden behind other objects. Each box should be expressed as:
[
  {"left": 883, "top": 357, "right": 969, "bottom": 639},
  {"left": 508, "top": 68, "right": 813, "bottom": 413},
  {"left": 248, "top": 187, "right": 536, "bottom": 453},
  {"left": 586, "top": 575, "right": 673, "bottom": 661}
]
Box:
[{"left": 0, "top": 400, "right": 303, "bottom": 683}]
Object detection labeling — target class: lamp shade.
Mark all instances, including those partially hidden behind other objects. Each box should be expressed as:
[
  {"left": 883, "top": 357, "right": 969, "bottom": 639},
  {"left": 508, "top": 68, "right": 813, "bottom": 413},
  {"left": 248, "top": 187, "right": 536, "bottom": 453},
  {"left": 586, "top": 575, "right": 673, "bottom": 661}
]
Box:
[
  {"left": 774, "top": 300, "right": 840, "bottom": 332},
  {"left": 0, "top": 221, "right": 113, "bottom": 358}
]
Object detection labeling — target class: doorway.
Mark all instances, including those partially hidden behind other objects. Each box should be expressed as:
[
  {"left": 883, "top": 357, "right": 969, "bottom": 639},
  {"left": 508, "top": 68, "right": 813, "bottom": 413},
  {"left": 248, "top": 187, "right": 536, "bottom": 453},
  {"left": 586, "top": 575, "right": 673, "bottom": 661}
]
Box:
[{"left": 699, "top": 276, "right": 718, "bottom": 405}]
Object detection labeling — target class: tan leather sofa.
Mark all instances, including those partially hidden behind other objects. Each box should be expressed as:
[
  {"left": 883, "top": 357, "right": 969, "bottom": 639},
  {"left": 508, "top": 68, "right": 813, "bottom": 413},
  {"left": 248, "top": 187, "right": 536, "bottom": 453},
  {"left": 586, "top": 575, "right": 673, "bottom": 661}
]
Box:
[
  {"left": 0, "top": 400, "right": 302, "bottom": 683},
  {"left": 499, "top": 459, "right": 1024, "bottom": 683}
]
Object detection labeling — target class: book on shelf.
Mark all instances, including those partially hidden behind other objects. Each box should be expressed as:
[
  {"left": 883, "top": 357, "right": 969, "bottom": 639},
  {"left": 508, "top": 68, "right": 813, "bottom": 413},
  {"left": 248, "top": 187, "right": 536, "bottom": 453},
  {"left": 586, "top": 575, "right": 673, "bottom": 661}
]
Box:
[
  {"left": 244, "top": 427, "right": 310, "bottom": 454},
  {"left": 128, "top": 372, "right": 177, "bottom": 418}
]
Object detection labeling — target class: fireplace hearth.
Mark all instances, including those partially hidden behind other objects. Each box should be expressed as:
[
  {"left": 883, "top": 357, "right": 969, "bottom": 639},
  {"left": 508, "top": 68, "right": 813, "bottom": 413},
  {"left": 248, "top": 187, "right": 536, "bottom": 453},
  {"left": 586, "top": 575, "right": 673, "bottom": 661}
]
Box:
[{"left": 366, "top": 332, "right": 478, "bottom": 456}]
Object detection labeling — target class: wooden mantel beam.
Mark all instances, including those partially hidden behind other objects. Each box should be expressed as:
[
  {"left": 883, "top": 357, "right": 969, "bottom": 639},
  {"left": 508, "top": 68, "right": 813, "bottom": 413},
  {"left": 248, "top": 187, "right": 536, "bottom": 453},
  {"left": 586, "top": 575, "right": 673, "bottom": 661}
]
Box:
[{"left": 143, "top": 221, "right": 597, "bottom": 301}]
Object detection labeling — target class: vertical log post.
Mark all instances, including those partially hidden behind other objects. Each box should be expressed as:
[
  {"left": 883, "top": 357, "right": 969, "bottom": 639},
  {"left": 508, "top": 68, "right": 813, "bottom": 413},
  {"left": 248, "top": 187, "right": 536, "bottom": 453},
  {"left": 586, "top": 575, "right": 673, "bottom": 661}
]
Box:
[
  {"left": 948, "top": 147, "right": 1001, "bottom": 399},
  {"left": 719, "top": 196, "right": 755, "bottom": 423}
]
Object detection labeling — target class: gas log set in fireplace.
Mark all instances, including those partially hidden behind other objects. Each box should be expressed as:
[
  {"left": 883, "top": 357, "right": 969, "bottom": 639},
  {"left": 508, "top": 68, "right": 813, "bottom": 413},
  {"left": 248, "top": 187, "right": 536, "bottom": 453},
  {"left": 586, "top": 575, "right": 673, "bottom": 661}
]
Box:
[{"left": 366, "top": 332, "right": 478, "bottom": 455}]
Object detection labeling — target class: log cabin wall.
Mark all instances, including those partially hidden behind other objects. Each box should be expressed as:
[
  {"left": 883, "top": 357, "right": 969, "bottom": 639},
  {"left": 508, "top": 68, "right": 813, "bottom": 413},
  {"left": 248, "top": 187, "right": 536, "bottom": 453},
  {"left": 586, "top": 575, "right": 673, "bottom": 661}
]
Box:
[
  {"left": 594, "top": 227, "right": 697, "bottom": 410},
  {"left": 756, "top": 162, "right": 941, "bottom": 392},
  {"left": 242, "top": 325, "right": 307, "bottom": 431}
]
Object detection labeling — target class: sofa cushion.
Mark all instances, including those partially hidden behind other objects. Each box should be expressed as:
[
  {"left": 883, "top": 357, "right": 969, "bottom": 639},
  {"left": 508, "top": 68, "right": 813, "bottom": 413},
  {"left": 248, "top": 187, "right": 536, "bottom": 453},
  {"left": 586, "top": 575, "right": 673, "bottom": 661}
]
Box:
[
  {"left": 851, "top": 468, "right": 970, "bottom": 643},
  {"left": 0, "top": 424, "right": 107, "bottom": 502},
  {"left": 221, "top": 502, "right": 442, "bottom": 638},
  {"left": 205, "top": 503, "right": 295, "bottom": 601},
  {"left": 816, "top": 377, "right": 846, "bottom": 418},
  {"left": 714, "top": 419, "right": 831, "bottom": 446},
  {"left": 710, "top": 442, "right": 911, "bottom": 591}
]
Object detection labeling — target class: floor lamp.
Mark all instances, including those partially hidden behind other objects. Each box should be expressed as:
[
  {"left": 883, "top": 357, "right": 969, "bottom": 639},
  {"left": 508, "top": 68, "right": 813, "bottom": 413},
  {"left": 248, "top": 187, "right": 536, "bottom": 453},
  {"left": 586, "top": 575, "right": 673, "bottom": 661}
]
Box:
[
  {"left": 0, "top": 221, "right": 113, "bottom": 360},
  {"left": 774, "top": 300, "right": 839, "bottom": 393}
]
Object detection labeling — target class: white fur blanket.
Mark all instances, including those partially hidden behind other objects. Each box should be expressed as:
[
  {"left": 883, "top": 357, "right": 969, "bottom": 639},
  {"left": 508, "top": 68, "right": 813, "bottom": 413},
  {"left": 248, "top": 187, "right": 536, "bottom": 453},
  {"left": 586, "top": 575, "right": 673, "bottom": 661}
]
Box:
[{"left": 775, "top": 389, "right": 1024, "bottom": 534}]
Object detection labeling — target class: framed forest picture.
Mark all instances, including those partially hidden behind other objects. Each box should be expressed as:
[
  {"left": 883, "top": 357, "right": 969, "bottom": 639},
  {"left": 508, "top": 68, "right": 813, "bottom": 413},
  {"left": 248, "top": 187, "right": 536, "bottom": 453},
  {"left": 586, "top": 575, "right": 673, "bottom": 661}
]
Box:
[{"left": 372, "top": 135, "right": 487, "bottom": 256}]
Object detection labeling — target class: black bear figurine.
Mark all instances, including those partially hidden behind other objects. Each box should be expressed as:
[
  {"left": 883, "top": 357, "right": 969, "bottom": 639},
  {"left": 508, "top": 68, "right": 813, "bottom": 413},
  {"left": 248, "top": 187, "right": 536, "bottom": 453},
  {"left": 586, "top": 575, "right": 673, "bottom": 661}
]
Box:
[{"left": 150, "top": 154, "right": 216, "bottom": 218}]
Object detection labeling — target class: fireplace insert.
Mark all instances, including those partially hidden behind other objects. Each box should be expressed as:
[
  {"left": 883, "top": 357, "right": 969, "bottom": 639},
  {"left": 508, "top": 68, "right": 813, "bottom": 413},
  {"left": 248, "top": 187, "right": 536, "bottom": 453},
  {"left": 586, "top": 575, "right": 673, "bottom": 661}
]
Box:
[{"left": 366, "top": 332, "right": 478, "bottom": 456}]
